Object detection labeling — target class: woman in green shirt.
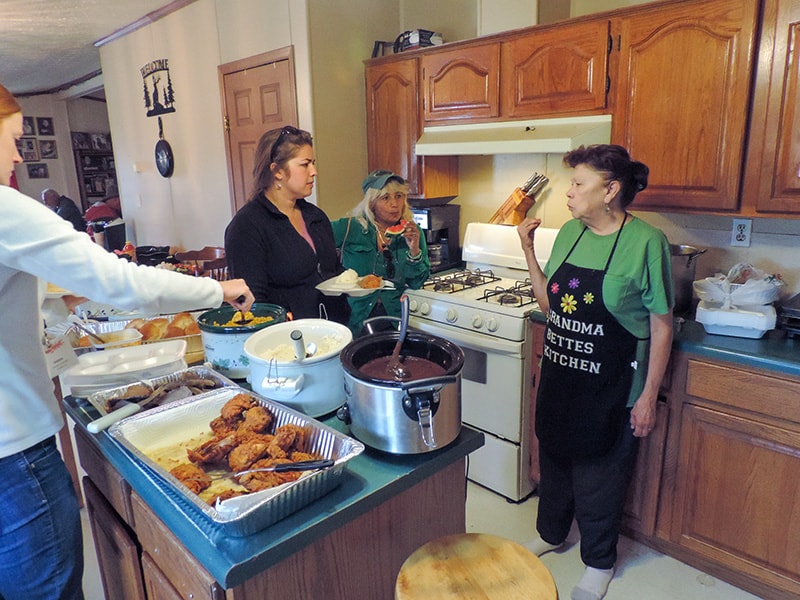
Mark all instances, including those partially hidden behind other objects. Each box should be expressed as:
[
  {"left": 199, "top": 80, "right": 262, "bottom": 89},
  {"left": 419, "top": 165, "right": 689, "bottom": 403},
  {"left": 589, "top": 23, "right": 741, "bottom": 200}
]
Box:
[{"left": 331, "top": 170, "right": 430, "bottom": 336}]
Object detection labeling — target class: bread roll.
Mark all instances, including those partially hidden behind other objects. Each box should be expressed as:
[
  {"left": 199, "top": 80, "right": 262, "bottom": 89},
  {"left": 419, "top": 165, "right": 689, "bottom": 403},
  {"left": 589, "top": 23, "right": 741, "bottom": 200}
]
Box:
[
  {"left": 184, "top": 321, "right": 201, "bottom": 335},
  {"left": 165, "top": 325, "right": 185, "bottom": 338},
  {"left": 140, "top": 317, "right": 169, "bottom": 341},
  {"left": 126, "top": 318, "right": 147, "bottom": 331},
  {"left": 170, "top": 312, "right": 195, "bottom": 330}
]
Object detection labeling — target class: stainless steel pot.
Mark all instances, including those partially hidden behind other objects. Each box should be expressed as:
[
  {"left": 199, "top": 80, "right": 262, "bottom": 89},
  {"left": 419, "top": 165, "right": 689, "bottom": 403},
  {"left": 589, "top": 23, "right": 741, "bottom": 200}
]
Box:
[
  {"left": 338, "top": 332, "right": 464, "bottom": 454},
  {"left": 671, "top": 244, "right": 706, "bottom": 314}
]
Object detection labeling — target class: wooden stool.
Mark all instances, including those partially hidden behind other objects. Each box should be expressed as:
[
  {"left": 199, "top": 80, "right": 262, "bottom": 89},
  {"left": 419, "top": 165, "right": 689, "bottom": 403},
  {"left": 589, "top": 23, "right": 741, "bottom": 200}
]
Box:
[{"left": 395, "top": 533, "right": 557, "bottom": 600}]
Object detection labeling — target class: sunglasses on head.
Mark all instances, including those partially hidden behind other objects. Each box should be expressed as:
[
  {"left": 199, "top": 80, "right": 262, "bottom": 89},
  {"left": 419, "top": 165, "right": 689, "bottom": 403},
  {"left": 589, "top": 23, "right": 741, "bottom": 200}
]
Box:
[{"left": 269, "top": 125, "right": 301, "bottom": 164}]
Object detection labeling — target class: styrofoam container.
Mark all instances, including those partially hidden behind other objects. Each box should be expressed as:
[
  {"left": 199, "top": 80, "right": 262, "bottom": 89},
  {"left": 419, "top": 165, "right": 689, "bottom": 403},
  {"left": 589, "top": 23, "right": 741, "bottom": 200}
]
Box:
[
  {"left": 695, "top": 301, "right": 776, "bottom": 339},
  {"left": 62, "top": 339, "right": 187, "bottom": 396},
  {"left": 109, "top": 387, "right": 364, "bottom": 536}
]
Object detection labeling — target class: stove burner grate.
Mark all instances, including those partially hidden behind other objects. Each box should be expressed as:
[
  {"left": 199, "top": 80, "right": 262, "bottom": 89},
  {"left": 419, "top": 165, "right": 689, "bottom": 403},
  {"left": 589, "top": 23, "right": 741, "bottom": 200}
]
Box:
[
  {"left": 479, "top": 284, "right": 536, "bottom": 308},
  {"left": 422, "top": 269, "right": 502, "bottom": 294}
]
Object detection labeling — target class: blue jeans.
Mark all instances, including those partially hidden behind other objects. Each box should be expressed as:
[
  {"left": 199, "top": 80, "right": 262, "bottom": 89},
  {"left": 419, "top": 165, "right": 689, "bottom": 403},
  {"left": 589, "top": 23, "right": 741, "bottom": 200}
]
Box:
[{"left": 0, "top": 436, "right": 84, "bottom": 600}]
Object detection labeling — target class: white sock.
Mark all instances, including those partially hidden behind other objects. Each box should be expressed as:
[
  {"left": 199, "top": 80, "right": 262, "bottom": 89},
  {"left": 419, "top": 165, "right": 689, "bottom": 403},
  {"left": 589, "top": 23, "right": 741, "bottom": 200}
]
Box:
[
  {"left": 570, "top": 566, "right": 615, "bottom": 600},
  {"left": 525, "top": 534, "right": 563, "bottom": 557}
]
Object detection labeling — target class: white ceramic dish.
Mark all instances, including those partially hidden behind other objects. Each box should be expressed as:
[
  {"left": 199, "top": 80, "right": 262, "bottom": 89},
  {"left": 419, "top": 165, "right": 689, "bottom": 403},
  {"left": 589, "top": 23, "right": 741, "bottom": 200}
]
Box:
[
  {"left": 316, "top": 276, "right": 394, "bottom": 297},
  {"left": 62, "top": 339, "right": 187, "bottom": 396}
]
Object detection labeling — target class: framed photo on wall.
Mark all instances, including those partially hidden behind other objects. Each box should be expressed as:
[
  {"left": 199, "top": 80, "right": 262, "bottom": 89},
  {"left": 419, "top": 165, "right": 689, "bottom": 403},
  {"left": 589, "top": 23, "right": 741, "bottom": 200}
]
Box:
[
  {"left": 27, "top": 163, "right": 49, "bottom": 179},
  {"left": 36, "top": 117, "right": 54, "bottom": 136},
  {"left": 90, "top": 133, "right": 110, "bottom": 150},
  {"left": 19, "top": 138, "right": 39, "bottom": 162},
  {"left": 71, "top": 131, "right": 91, "bottom": 149},
  {"left": 22, "top": 117, "right": 36, "bottom": 136},
  {"left": 38, "top": 139, "right": 58, "bottom": 159}
]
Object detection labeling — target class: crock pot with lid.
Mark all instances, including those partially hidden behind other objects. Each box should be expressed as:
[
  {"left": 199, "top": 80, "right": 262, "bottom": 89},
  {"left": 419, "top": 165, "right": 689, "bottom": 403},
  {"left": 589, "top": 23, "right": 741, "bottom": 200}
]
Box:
[
  {"left": 196, "top": 303, "right": 286, "bottom": 379},
  {"left": 338, "top": 332, "right": 464, "bottom": 454},
  {"left": 243, "top": 319, "right": 352, "bottom": 418}
]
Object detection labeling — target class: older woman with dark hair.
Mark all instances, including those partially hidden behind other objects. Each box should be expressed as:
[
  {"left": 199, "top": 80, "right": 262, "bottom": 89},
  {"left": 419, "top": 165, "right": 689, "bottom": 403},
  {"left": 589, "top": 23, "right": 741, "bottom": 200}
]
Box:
[
  {"left": 225, "top": 126, "right": 349, "bottom": 323},
  {"left": 331, "top": 170, "right": 429, "bottom": 335},
  {"left": 517, "top": 144, "right": 673, "bottom": 600}
]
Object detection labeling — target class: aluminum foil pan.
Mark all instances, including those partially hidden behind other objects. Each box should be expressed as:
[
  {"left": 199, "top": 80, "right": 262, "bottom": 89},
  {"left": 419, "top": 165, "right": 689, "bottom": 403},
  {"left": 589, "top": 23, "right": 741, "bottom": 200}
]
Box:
[
  {"left": 87, "top": 365, "right": 237, "bottom": 417},
  {"left": 108, "top": 387, "right": 364, "bottom": 537}
]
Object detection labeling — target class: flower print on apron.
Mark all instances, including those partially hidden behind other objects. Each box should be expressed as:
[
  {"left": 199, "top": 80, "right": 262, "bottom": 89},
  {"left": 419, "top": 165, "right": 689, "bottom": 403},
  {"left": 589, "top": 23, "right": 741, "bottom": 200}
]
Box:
[{"left": 535, "top": 216, "right": 638, "bottom": 459}]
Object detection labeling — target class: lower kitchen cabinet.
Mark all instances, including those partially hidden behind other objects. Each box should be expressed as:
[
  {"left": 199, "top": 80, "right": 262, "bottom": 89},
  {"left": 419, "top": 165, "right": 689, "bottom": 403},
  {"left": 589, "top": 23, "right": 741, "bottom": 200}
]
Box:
[
  {"left": 83, "top": 477, "right": 146, "bottom": 600},
  {"left": 634, "top": 352, "right": 800, "bottom": 600}
]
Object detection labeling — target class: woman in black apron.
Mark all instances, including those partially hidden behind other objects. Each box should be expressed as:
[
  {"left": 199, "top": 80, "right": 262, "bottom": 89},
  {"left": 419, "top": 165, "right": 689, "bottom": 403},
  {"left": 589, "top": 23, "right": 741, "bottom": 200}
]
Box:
[{"left": 517, "top": 145, "right": 674, "bottom": 600}]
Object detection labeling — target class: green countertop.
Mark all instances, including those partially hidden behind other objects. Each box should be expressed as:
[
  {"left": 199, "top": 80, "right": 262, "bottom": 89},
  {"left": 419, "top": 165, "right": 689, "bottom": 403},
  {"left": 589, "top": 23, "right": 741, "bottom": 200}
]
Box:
[
  {"left": 530, "top": 311, "right": 800, "bottom": 377},
  {"left": 64, "top": 397, "right": 483, "bottom": 588}
]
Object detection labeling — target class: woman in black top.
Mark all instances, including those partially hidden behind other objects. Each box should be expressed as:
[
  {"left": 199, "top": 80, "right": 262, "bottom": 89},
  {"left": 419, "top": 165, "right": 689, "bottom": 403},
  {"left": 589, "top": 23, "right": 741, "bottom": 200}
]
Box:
[{"left": 225, "top": 126, "right": 349, "bottom": 324}]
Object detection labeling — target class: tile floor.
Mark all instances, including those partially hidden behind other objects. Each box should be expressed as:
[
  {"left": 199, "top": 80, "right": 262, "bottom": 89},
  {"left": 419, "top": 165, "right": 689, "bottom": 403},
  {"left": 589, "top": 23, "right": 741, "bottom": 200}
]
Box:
[
  {"left": 81, "top": 482, "right": 765, "bottom": 600},
  {"left": 465, "top": 481, "right": 763, "bottom": 600}
]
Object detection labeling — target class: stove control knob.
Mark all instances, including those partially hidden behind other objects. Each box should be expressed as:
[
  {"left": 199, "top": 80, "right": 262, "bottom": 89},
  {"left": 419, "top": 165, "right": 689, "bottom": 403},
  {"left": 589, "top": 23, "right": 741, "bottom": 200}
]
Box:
[
  {"left": 446, "top": 308, "right": 458, "bottom": 323},
  {"left": 420, "top": 302, "right": 431, "bottom": 316},
  {"left": 408, "top": 298, "right": 419, "bottom": 313},
  {"left": 487, "top": 318, "right": 499, "bottom": 332},
  {"left": 471, "top": 315, "right": 483, "bottom": 329}
]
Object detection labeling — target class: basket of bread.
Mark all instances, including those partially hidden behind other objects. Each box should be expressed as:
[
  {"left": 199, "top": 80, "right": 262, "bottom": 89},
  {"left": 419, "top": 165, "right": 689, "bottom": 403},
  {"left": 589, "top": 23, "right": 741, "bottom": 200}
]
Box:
[{"left": 71, "top": 312, "right": 205, "bottom": 363}]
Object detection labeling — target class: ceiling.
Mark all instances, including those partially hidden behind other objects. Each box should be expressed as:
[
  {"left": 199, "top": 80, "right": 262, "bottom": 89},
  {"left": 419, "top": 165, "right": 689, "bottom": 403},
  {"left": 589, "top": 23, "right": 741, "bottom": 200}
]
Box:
[{"left": 0, "top": 0, "right": 175, "bottom": 98}]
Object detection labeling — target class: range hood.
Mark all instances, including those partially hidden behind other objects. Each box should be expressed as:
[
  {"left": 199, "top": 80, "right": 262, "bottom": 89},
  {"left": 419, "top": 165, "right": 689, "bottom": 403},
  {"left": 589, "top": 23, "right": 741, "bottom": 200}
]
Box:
[{"left": 415, "top": 115, "right": 612, "bottom": 155}]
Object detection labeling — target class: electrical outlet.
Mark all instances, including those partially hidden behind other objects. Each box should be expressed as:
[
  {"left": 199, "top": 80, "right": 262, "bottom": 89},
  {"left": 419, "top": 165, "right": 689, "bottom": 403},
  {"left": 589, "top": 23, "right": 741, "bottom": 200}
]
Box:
[{"left": 731, "top": 218, "right": 752, "bottom": 247}]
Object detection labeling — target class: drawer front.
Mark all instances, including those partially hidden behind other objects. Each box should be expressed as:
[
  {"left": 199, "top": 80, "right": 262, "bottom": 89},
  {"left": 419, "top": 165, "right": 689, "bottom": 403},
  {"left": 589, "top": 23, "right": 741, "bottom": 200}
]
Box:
[
  {"left": 74, "top": 425, "right": 133, "bottom": 523},
  {"left": 686, "top": 359, "right": 800, "bottom": 424}
]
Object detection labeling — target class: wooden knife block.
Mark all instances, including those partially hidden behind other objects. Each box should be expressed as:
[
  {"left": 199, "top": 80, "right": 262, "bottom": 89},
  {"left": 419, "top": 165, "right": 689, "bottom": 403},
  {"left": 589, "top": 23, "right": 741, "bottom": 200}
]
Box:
[{"left": 488, "top": 188, "right": 535, "bottom": 226}]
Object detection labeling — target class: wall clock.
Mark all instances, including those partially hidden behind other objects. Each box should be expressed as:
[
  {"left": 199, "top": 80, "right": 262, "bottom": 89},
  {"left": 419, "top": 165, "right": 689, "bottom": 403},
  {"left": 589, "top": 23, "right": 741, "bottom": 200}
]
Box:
[{"left": 154, "top": 117, "right": 174, "bottom": 178}]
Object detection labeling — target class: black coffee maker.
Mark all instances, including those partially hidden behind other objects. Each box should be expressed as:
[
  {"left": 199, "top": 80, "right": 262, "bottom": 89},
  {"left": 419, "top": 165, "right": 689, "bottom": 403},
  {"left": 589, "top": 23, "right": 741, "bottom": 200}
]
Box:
[{"left": 410, "top": 204, "right": 461, "bottom": 273}]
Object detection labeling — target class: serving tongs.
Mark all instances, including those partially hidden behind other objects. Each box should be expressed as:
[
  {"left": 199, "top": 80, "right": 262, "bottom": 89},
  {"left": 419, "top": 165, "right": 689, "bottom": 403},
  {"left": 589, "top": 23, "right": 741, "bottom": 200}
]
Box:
[
  {"left": 71, "top": 320, "right": 107, "bottom": 345},
  {"left": 194, "top": 458, "right": 335, "bottom": 481}
]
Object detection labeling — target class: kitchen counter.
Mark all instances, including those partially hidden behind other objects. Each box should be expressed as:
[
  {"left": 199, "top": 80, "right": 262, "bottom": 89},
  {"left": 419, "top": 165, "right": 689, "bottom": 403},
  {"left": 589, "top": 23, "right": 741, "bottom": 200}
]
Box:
[
  {"left": 530, "top": 310, "right": 800, "bottom": 377},
  {"left": 64, "top": 395, "right": 483, "bottom": 593}
]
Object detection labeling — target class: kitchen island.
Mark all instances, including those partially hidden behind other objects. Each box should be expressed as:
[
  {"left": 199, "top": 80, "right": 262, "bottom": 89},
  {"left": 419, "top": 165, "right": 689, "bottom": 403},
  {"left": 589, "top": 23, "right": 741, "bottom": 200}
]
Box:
[{"left": 64, "top": 396, "right": 483, "bottom": 599}]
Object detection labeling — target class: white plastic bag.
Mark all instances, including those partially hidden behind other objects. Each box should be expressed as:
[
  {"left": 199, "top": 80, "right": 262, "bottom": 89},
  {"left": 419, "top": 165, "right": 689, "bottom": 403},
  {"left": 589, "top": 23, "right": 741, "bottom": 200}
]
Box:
[{"left": 693, "top": 263, "right": 783, "bottom": 309}]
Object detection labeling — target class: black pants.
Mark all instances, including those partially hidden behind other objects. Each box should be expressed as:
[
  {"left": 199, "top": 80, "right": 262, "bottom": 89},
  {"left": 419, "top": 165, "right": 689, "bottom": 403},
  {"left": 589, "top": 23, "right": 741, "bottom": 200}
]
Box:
[{"left": 536, "top": 412, "right": 640, "bottom": 569}]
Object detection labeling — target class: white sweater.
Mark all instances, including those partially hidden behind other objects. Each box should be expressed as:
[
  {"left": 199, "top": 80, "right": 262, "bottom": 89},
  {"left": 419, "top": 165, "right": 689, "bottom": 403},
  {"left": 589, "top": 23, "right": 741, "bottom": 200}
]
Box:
[{"left": 0, "top": 185, "right": 224, "bottom": 457}]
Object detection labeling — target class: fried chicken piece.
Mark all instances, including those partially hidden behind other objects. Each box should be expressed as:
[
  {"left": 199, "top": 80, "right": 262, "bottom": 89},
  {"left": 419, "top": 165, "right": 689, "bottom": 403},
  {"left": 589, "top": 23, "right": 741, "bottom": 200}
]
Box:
[
  {"left": 207, "top": 489, "right": 247, "bottom": 506},
  {"left": 268, "top": 423, "right": 308, "bottom": 457},
  {"left": 289, "top": 451, "right": 318, "bottom": 463},
  {"left": 209, "top": 416, "right": 237, "bottom": 437},
  {"left": 238, "top": 467, "right": 300, "bottom": 492},
  {"left": 239, "top": 405, "right": 273, "bottom": 433},
  {"left": 234, "top": 430, "right": 274, "bottom": 446},
  {"left": 170, "top": 463, "right": 211, "bottom": 495},
  {"left": 228, "top": 441, "right": 269, "bottom": 472},
  {"left": 220, "top": 393, "right": 255, "bottom": 424},
  {"left": 186, "top": 433, "right": 236, "bottom": 466}
]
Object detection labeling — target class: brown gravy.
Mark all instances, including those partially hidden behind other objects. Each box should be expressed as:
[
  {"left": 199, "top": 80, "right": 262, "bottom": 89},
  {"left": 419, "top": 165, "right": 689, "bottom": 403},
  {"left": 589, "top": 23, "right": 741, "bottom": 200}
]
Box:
[{"left": 359, "top": 355, "right": 446, "bottom": 381}]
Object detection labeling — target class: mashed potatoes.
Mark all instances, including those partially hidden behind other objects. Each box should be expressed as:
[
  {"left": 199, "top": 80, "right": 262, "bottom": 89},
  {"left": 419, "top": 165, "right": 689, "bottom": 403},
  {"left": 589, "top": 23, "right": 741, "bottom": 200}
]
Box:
[
  {"left": 334, "top": 269, "right": 359, "bottom": 286},
  {"left": 259, "top": 334, "right": 345, "bottom": 362}
]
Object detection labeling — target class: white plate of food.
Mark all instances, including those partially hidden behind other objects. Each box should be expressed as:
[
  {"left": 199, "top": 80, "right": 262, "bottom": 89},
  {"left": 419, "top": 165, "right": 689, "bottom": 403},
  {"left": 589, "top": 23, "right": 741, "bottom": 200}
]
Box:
[{"left": 316, "top": 270, "right": 394, "bottom": 297}]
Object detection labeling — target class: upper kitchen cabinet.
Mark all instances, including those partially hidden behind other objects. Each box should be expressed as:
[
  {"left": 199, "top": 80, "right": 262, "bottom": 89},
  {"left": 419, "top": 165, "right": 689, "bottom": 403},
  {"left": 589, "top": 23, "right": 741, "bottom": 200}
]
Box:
[
  {"left": 365, "top": 58, "right": 458, "bottom": 199},
  {"left": 744, "top": 0, "right": 800, "bottom": 214},
  {"left": 611, "top": 0, "right": 759, "bottom": 212},
  {"left": 501, "top": 19, "right": 611, "bottom": 118},
  {"left": 421, "top": 43, "right": 501, "bottom": 123}
]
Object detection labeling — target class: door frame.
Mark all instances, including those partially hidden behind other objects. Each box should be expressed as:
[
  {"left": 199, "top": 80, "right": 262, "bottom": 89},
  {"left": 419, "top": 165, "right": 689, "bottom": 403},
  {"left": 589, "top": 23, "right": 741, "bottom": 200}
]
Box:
[{"left": 218, "top": 46, "right": 298, "bottom": 214}]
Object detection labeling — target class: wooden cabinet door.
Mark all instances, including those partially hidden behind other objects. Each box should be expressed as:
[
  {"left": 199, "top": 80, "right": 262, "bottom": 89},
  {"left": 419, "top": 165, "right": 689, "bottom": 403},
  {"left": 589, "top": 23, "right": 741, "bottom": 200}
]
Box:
[
  {"left": 83, "top": 477, "right": 146, "bottom": 600},
  {"left": 422, "top": 43, "right": 500, "bottom": 122},
  {"left": 622, "top": 398, "right": 668, "bottom": 537},
  {"left": 141, "top": 552, "right": 184, "bottom": 600},
  {"left": 612, "top": 0, "right": 759, "bottom": 212},
  {"left": 671, "top": 403, "right": 800, "bottom": 597},
  {"left": 365, "top": 59, "right": 458, "bottom": 199},
  {"left": 501, "top": 19, "right": 610, "bottom": 118},
  {"left": 748, "top": 0, "right": 800, "bottom": 213}
]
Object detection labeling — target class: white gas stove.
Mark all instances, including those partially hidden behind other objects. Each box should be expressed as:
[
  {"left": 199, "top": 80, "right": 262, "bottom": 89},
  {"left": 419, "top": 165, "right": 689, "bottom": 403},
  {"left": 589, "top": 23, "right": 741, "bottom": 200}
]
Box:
[{"left": 406, "top": 222, "right": 558, "bottom": 501}]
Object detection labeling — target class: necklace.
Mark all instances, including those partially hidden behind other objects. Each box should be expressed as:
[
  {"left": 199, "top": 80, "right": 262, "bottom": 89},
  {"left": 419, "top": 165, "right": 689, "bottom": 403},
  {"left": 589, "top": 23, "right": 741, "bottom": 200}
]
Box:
[{"left": 376, "top": 227, "right": 389, "bottom": 249}]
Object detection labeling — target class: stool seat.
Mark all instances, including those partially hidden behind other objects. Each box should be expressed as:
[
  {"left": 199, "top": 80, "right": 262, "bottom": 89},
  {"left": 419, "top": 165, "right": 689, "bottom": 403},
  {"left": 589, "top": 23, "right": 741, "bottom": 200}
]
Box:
[{"left": 395, "top": 533, "right": 557, "bottom": 600}]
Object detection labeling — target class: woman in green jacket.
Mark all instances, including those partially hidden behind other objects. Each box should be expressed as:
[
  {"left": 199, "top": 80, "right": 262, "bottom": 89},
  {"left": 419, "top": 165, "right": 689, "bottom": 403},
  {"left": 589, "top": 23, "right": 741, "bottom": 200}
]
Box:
[{"left": 331, "top": 170, "right": 430, "bottom": 336}]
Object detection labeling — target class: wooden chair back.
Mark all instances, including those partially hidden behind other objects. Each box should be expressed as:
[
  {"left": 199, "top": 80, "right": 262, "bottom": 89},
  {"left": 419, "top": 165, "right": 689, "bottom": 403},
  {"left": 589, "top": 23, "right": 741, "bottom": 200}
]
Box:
[
  {"left": 174, "top": 246, "right": 225, "bottom": 263},
  {"left": 203, "top": 257, "right": 230, "bottom": 281}
]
